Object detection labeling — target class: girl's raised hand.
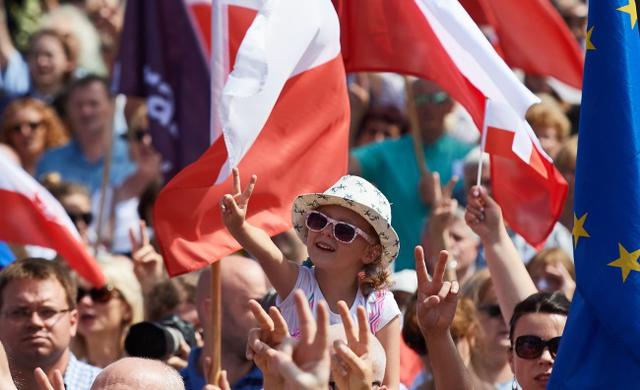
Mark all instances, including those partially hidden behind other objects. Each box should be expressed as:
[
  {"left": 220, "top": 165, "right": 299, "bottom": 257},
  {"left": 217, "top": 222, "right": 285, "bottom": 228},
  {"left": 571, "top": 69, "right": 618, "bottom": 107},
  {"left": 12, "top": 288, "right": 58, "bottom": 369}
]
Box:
[
  {"left": 415, "top": 246, "right": 459, "bottom": 336},
  {"left": 220, "top": 168, "right": 257, "bottom": 233}
]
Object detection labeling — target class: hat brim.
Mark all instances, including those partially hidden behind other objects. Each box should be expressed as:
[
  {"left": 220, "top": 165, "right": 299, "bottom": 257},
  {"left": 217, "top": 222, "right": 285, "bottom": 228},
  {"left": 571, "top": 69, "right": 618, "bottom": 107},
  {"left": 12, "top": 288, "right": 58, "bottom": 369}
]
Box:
[{"left": 292, "top": 193, "right": 399, "bottom": 265}]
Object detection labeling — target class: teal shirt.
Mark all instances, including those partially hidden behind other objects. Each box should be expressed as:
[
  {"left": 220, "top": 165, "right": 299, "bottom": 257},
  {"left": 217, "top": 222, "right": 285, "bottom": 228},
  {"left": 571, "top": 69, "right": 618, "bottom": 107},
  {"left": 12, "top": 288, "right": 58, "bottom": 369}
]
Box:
[{"left": 353, "top": 134, "right": 473, "bottom": 271}]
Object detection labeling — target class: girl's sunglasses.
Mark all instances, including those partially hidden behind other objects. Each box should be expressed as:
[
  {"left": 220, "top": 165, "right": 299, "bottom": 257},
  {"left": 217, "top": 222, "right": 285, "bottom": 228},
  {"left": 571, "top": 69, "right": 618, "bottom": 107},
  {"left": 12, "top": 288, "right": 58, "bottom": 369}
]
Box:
[
  {"left": 305, "top": 210, "right": 375, "bottom": 244},
  {"left": 514, "top": 335, "right": 561, "bottom": 359},
  {"left": 77, "top": 285, "right": 117, "bottom": 304}
]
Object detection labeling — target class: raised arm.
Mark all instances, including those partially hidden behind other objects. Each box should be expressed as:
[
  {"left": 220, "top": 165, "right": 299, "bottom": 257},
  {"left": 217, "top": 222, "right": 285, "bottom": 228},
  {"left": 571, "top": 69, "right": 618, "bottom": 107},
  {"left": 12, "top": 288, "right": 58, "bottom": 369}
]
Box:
[
  {"left": 465, "top": 186, "right": 537, "bottom": 323},
  {"left": 415, "top": 246, "right": 473, "bottom": 390},
  {"left": 0, "top": 0, "right": 15, "bottom": 70},
  {"left": 221, "top": 168, "right": 298, "bottom": 299}
]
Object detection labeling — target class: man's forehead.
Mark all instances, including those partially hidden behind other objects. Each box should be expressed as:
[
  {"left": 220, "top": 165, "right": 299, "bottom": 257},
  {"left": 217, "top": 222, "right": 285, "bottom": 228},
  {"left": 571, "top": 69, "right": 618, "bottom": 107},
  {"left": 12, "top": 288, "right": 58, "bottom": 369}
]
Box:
[{"left": 2, "top": 278, "right": 67, "bottom": 306}]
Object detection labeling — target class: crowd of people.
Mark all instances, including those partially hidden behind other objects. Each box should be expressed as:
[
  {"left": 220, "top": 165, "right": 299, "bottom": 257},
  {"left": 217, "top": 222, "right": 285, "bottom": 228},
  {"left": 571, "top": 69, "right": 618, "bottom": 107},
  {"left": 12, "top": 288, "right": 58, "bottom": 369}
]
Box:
[{"left": 0, "top": 0, "right": 587, "bottom": 389}]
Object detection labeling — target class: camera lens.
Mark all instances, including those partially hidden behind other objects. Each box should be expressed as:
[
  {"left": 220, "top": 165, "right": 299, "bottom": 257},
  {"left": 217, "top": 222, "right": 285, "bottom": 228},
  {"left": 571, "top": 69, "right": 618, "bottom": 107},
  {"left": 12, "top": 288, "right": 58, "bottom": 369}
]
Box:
[{"left": 125, "top": 322, "right": 184, "bottom": 359}]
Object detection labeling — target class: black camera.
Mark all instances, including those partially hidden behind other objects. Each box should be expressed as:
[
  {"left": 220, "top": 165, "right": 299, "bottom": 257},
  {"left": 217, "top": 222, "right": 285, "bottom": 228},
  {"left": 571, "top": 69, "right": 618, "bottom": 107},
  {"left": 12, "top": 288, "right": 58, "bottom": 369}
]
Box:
[{"left": 124, "top": 315, "right": 198, "bottom": 359}]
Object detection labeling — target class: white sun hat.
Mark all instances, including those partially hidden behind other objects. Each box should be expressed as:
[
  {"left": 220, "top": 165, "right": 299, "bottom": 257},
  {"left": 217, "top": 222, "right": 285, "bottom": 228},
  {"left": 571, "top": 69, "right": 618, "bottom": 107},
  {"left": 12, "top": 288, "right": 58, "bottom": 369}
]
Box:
[{"left": 292, "top": 175, "right": 400, "bottom": 265}]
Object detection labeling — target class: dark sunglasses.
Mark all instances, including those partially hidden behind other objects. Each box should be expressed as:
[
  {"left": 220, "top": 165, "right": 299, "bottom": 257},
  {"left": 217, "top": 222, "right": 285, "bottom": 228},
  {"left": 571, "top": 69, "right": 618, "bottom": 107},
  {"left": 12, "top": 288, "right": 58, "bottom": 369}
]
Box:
[
  {"left": 121, "top": 128, "right": 151, "bottom": 143},
  {"left": 514, "top": 335, "right": 561, "bottom": 359},
  {"left": 10, "top": 121, "right": 43, "bottom": 133},
  {"left": 479, "top": 304, "right": 502, "bottom": 318},
  {"left": 67, "top": 211, "right": 93, "bottom": 225},
  {"left": 77, "top": 286, "right": 117, "bottom": 304},
  {"left": 414, "top": 91, "right": 450, "bottom": 106},
  {"left": 305, "top": 210, "right": 375, "bottom": 244}
]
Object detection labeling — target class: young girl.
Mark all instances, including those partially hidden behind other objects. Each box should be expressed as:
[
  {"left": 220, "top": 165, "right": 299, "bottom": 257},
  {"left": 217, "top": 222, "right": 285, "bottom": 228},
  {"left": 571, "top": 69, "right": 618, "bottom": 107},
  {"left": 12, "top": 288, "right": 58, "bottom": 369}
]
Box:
[{"left": 221, "top": 169, "right": 402, "bottom": 388}]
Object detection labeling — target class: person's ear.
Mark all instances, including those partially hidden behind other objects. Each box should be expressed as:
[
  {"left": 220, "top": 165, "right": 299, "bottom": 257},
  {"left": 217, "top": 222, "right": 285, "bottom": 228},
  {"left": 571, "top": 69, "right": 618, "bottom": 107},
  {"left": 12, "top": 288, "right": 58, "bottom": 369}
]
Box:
[{"left": 69, "top": 308, "right": 79, "bottom": 337}]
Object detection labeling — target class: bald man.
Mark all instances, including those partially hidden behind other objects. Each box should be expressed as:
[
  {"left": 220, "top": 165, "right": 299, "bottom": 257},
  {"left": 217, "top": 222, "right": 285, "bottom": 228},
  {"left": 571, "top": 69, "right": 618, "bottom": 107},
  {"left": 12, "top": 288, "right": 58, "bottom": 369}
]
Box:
[
  {"left": 182, "top": 256, "right": 269, "bottom": 390},
  {"left": 90, "top": 358, "right": 184, "bottom": 390}
]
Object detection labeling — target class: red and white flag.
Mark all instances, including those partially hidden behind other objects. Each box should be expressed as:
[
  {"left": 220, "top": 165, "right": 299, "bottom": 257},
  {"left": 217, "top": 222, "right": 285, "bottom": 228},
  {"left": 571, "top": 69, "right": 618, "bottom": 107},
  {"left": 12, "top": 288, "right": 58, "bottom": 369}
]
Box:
[
  {"left": 154, "top": 0, "right": 349, "bottom": 276},
  {"left": 460, "top": 0, "right": 584, "bottom": 90},
  {"left": 0, "top": 154, "right": 106, "bottom": 286},
  {"left": 335, "top": 0, "right": 567, "bottom": 247}
]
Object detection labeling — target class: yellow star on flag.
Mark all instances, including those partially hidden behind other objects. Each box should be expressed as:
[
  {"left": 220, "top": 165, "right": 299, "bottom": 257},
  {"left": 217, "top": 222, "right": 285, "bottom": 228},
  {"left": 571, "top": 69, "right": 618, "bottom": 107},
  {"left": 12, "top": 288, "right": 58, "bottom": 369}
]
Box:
[
  {"left": 586, "top": 26, "right": 596, "bottom": 50},
  {"left": 617, "top": 0, "right": 638, "bottom": 29},
  {"left": 608, "top": 243, "right": 640, "bottom": 282},
  {"left": 572, "top": 212, "right": 590, "bottom": 248}
]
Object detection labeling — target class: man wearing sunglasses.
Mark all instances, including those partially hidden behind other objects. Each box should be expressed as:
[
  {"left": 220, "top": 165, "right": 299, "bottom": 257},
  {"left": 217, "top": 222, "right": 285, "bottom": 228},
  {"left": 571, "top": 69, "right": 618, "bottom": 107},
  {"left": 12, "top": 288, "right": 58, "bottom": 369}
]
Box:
[
  {"left": 350, "top": 79, "right": 473, "bottom": 271},
  {"left": 0, "top": 258, "right": 101, "bottom": 390}
]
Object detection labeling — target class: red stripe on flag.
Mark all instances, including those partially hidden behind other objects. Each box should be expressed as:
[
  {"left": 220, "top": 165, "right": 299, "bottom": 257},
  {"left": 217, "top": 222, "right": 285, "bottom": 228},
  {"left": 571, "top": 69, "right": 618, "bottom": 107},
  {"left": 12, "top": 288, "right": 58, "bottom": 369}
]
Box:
[
  {"left": 154, "top": 55, "right": 349, "bottom": 276},
  {"left": 485, "top": 126, "right": 547, "bottom": 178},
  {"left": 0, "top": 189, "right": 106, "bottom": 286},
  {"left": 334, "top": 0, "right": 486, "bottom": 129}
]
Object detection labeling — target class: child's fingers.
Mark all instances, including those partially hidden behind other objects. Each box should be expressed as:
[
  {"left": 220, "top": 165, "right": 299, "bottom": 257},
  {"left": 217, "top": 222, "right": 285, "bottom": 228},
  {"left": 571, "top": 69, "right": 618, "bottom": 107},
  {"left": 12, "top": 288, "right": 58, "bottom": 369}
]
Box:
[
  {"left": 223, "top": 194, "right": 242, "bottom": 216},
  {"left": 243, "top": 174, "right": 257, "bottom": 200},
  {"left": 232, "top": 167, "right": 242, "bottom": 194}
]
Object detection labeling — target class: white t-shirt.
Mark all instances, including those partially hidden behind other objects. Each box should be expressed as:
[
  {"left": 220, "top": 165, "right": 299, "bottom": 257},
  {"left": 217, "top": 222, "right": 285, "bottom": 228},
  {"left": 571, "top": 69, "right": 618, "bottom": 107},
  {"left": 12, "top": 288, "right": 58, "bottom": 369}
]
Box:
[{"left": 277, "top": 266, "right": 401, "bottom": 337}]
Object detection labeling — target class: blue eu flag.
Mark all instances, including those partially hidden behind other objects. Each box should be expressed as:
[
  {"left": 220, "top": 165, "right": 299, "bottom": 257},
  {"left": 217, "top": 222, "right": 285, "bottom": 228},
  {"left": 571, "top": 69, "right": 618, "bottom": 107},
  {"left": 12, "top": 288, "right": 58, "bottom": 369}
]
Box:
[{"left": 549, "top": 0, "right": 640, "bottom": 388}]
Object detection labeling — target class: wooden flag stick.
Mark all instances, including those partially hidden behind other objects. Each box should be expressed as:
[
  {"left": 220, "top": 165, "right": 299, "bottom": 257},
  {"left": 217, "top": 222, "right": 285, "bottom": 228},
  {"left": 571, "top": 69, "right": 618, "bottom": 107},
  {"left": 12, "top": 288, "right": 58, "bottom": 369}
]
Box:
[
  {"left": 208, "top": 261, "right": 222, "bottom": 385},
  {"left": 94, "top": 118, "right": 115, "bottom": 255},
  {"left": 404, "top": 76, "right": 430, "bottom": 176}
]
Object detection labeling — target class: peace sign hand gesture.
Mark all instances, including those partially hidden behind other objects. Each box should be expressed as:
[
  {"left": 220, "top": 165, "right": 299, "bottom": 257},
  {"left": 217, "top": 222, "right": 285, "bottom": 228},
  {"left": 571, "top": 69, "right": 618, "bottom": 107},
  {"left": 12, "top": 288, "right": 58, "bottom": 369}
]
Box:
[
  {"left": 221, "top": 168, "right": 257, "bottom": 235},
  {"left": 415, "top": 246, "right": 460, "bottom": 337}
]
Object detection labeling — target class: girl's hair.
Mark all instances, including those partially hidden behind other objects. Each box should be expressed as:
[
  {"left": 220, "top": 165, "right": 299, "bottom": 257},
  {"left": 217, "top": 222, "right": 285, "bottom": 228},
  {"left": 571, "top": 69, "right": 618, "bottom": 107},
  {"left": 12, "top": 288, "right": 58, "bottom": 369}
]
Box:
[
  {"left": 359, "top": 235, "right": 392, "bottom": 295},
  {"left": 508, "top": 292, "right": 570, "bottom": 343},
  {"left": 0, "top": 98, "right": 69, "bottom": 148}
]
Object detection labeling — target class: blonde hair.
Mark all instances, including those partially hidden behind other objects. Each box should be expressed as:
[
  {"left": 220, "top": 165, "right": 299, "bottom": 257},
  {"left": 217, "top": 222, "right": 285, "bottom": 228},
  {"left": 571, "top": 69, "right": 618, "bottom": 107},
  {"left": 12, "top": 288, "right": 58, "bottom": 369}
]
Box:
[
  {"left": 527, "top": 248, "right": 575, "bottom": 281},
  {"left": 526, "top": 101, "right": 571, "bottom": 142}
]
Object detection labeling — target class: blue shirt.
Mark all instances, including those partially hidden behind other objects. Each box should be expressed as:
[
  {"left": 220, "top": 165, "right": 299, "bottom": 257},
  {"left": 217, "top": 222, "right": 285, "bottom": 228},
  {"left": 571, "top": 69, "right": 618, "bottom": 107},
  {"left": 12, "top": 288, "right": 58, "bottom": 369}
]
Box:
[
  {"left": 181, "top": 347, "right": 263, "bottom": 390},
  {"left": 64, "top": 353, "right": 101, "bottom": 390},
  {"left": 36, "top": 138, "right": 136, "bottom": 195},
  {"left": 353, "top": 134, "right": 473, "bottom": 270}
]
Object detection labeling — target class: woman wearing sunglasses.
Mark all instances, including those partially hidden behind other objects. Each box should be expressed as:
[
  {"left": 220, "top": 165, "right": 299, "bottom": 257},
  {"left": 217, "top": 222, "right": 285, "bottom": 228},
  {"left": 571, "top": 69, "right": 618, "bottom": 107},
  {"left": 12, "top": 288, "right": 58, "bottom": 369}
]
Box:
[
  {"left": 222, "top": 171, "right": 402, "bottom": 389},
  {"left": 0, "top": 98, "right": 68, "bottom": 176},
  {"left": 72, "top": 257, "right": 144, "bottom": 368},
  {"left": 465, "top": 186, "right": 569, "bottom": 389}
]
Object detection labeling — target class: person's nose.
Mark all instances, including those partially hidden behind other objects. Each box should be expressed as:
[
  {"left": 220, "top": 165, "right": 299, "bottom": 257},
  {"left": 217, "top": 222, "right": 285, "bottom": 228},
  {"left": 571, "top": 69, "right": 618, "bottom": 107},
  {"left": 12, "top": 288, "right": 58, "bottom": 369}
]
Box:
[{"left": 538, "top": 346, "right": 554, "bottom": 365}]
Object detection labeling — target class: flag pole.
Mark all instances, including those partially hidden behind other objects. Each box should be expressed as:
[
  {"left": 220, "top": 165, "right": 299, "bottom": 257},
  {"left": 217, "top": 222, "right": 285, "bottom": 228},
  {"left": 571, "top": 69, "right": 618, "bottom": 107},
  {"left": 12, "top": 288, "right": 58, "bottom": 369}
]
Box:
[
  {"left": 404, "top": 76, "right": 430, "bottom": 177},
  {"left": 476, "top": 99, "right": 489, "bottom": 188},
  {"left": 207, "top": 0, "right": 226, "bottom": 384},
  {"left": 94, "top": 117, "right": 115, "bottom": 255},
  {"left": 208, "top": 261, "right": 222, "bottom": 384}
]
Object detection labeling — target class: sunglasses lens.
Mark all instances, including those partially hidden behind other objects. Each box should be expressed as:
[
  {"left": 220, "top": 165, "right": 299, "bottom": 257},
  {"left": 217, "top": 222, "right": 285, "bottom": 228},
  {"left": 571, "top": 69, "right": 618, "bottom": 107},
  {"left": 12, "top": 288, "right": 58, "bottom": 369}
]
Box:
[
  {"left": 306, "top": 212, "right": 328, "bottom": 231},
  {"left": 548, "top": 337, "right": 561, "bottom": 358},
  {"left": 334, "top": 223, "right": 357, "bottom": 243},
  {"left": 91, "top": 288, "right": 113, "bottom": 303},
  {"left": 483, "top": 305, "right": 501, "bottom": 318},
  {"left": 82, "top": 213, "right": 93, "bottom": 225},
  {"left": 515, "top": 336, "right": 544, "bottom": 359}
]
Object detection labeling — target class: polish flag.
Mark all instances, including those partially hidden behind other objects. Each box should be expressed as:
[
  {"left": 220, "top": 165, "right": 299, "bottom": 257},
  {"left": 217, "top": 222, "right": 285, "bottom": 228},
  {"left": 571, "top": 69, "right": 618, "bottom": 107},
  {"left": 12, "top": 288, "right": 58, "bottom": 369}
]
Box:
[
  {"left": 460, "top": 0, "right": 584, "bottom": 89},
  {"left": 0, "top": 155, "right": 106, "bottom": 286},
  {"left": 154, "top": 0, "right": 349, "bottom": 276},
  {"left": 335, "top": 0, "right": 567, "bottom": 246}
]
